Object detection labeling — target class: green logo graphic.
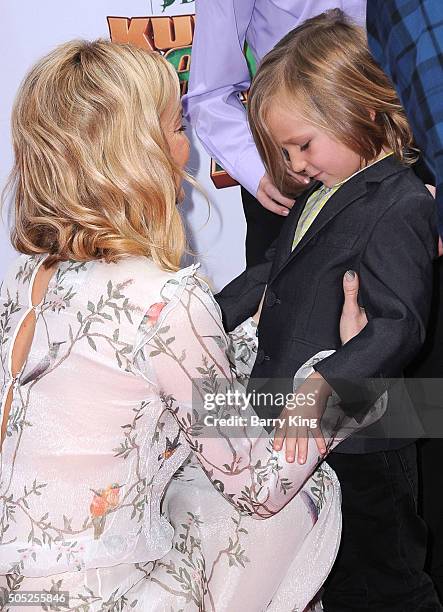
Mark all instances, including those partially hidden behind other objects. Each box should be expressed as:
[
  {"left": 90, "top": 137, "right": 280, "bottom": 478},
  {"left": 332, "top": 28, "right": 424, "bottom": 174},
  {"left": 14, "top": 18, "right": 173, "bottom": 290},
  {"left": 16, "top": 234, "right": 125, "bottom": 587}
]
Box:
[{"left": 162, "top": 0, "right": 195, "bottom": 12}]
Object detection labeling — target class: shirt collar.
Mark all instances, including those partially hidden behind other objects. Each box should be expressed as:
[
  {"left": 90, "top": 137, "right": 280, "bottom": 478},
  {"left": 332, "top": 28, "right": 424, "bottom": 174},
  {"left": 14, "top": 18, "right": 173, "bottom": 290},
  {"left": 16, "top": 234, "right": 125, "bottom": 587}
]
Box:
[{"left": 332, "top": 151, "right": 394, "bottom": 189}]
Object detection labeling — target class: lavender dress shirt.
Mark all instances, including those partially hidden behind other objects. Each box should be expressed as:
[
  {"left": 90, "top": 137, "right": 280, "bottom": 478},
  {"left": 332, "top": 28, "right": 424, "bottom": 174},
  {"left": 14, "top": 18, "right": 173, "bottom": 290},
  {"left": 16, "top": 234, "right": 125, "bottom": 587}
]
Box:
[{"left": 183, "top": 0, "right": 366, "bottom": 197}]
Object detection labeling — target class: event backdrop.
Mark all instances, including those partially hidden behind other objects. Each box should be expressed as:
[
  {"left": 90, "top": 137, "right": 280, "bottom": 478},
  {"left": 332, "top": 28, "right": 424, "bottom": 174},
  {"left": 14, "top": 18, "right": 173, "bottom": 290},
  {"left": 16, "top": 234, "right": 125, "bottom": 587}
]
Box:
[{"left": 0, "top": 0, "right": 247, "bottom": 291}]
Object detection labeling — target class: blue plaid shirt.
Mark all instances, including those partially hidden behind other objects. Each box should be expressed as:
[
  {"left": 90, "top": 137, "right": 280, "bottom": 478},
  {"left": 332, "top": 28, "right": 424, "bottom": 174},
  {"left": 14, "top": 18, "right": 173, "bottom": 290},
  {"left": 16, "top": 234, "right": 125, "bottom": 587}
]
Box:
[{"left": 367, "top": 0, "right": 443, "bottom": 238}]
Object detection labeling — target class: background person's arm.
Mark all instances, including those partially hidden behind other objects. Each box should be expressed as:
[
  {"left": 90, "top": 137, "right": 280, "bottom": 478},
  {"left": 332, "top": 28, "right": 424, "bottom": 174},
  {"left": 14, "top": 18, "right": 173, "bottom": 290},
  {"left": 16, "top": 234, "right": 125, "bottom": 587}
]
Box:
[
  {"left": 367, "top": 0, "right": 443, "bottom": 241},
  {"left": 183, "top": 0, "right": 264, "bottom": 198},
  {"left": 183, "top": 0, "right": 296, "bottom": 214}
]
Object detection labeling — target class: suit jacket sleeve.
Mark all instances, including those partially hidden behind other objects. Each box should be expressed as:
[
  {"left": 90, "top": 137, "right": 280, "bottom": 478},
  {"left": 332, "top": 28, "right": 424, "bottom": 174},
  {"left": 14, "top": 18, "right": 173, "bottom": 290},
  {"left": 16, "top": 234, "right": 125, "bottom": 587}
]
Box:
[
  {"left": 214, "top": 241, "right": 277, "bottom": 332},
  {"left": 314, "top": 188, "right": 437, "bottom": 419}
]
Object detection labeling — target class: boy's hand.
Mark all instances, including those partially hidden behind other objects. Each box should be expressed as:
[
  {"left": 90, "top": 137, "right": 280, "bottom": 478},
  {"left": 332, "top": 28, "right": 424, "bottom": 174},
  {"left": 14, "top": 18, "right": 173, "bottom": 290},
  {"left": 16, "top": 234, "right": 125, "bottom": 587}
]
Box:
[{"left": 273, "top": 371, "right": 332, "bottom": 464}]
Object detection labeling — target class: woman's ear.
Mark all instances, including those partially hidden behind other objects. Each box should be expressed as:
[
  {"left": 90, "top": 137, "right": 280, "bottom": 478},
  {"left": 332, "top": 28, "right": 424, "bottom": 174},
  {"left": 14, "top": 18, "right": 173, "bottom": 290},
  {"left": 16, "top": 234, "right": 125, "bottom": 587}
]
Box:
[{"left": 368, "top": 109, "right": 376, "bottom": 121}]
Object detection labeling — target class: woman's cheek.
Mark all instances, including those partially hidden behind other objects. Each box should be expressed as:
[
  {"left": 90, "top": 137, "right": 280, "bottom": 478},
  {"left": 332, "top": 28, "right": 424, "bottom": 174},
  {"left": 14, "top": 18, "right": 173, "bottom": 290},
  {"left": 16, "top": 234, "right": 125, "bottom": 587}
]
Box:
[{"left": 181, "top": 136, "right": 190, "bottom": 168}]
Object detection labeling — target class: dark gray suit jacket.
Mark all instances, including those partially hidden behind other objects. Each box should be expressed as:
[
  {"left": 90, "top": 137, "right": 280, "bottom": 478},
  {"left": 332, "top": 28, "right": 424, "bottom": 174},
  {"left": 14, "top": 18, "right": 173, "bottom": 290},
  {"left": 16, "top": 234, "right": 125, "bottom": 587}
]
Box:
[{"left": 215, "top": 156, "right": 437, "bottom": 453}]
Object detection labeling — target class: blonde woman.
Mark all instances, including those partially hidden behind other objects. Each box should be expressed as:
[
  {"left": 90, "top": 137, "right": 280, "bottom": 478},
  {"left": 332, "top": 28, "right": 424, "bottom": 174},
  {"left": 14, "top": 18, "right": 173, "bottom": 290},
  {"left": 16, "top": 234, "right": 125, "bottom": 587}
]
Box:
[{"left": 0, "top": 40, "right": 378, "bottom": 611}]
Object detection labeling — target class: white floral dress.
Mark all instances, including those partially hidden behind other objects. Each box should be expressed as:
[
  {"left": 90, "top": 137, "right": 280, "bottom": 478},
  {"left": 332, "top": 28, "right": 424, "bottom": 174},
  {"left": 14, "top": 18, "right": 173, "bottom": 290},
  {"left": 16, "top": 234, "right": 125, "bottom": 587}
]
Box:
[{"left": 0, "top": 255, "right": 383, "bottom": 611}]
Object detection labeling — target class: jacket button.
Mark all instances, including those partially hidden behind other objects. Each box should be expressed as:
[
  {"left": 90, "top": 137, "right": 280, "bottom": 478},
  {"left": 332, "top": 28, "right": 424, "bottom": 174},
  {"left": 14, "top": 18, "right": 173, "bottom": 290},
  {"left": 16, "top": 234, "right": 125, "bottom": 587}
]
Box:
[
  {"left": 256, "top": 349, "right": 265, "bottom": 364},
  {"left": 265, "top": 291, "right": 277, "bottom": 307}
]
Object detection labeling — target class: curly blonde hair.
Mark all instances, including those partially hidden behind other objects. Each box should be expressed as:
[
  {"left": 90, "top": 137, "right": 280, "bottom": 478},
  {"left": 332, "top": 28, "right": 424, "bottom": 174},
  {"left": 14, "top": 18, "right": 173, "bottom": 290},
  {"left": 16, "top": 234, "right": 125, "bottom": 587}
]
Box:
[
  {"left": 4, "top": 39, "right": 189, "bottom": 270},
  {"left": 248, "top": 10, "right": 415, "bottom": 197}
]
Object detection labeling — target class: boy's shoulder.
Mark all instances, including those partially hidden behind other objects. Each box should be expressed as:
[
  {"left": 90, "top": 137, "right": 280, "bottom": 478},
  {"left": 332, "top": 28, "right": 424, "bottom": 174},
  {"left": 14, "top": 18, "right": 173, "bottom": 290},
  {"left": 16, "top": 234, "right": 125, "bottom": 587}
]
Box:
[
  {"left": 362, "top": 159, "right": 435, "bottom": 219},
  {"left": 359, "top": 162, "right": 437, "bottom": 254},
  {"left": 379, "top": 162, "right": 432, "bottom": 194}
]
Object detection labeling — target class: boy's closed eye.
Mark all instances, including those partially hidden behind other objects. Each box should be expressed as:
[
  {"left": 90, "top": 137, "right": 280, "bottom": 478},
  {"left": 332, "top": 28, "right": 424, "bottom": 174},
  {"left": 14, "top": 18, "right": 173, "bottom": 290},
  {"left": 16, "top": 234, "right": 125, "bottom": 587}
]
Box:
[{"left": 281, "top": 142, "right": 311, "bottom": 161}]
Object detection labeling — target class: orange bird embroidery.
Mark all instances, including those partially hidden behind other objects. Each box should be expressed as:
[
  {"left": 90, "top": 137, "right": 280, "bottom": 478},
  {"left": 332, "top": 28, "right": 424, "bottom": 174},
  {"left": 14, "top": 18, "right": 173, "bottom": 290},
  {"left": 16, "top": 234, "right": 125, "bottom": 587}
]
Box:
[{"left": 90, "top": 483, "right": 121, "bottom": 539}]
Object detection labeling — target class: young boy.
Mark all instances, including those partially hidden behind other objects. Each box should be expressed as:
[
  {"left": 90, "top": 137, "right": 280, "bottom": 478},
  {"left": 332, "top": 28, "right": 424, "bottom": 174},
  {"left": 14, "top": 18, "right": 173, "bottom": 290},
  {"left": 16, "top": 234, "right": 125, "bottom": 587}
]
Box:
[{"left": 216, "top": 11, "right": 441, "bottom": 611}]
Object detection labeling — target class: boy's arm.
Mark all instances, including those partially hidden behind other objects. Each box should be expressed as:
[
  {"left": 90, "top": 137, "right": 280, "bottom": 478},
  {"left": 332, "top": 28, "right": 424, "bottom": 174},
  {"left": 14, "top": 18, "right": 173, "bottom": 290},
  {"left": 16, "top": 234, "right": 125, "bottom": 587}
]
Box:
[
  {"left": 214, "top": 261, "right": 272, "bottom": 332},
  {"left": 314, "top": 189, "right": 437, "bottom": 419},
  {"left": 214, "top": 240, "right": 277, "bottom": 331}
]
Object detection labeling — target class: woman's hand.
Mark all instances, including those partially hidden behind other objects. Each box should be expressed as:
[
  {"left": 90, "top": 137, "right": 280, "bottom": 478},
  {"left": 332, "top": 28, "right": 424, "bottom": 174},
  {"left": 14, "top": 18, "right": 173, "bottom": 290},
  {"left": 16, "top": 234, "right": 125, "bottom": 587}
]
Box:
[
  {"left": 340, "top": 270, "right": 368, "bottom": 344},
  {"left": 273, "top": 270, "right": 368, "bottom": 464}
]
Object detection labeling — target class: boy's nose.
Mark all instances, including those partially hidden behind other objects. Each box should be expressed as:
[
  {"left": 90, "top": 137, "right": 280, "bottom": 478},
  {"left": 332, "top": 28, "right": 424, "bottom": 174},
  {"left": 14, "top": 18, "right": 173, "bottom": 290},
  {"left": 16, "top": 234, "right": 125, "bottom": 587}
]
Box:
[{"left": 290, "top": 152, "right": 306, "bottom": 174}]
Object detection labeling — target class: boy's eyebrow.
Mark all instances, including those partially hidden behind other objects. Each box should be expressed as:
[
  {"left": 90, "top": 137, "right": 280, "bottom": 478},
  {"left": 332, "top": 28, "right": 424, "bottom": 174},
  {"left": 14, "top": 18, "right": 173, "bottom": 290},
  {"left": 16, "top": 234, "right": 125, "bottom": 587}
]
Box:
[{"left": 281, "top": 135, "right": 310, "bottom": 146}]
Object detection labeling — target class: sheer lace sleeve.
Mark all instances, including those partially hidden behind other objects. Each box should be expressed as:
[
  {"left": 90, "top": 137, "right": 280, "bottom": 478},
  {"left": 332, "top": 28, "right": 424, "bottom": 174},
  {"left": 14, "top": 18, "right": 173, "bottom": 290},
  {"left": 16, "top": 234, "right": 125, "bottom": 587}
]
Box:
[
  {"left": 227, "top": 317, "right": 258, "bottom": 382},
  {"left": 134, "top": 268, "right": 384, "bottom": 519}
]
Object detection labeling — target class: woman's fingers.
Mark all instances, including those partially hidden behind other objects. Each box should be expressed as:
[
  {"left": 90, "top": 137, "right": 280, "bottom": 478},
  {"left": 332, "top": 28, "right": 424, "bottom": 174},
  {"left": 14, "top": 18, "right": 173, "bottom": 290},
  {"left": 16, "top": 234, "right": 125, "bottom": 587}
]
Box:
[
  {"left": 342, "top": 269, "right": 360, "bottom": 315},
  {"left": 340, "top": 270, "right": 368, "bottom": 344}
]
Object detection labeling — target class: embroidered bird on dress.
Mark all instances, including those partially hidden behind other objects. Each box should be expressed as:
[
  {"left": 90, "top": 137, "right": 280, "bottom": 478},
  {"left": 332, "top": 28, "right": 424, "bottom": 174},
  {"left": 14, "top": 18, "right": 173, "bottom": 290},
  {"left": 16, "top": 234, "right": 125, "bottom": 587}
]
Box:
[
  {"left": 20, "top": 341, "right": 66, "bottom": 385},
  {"left": 90, "top": 483, "right": 121, "bottom": 540},
  {"left": 158, "top": 429, "right": 181, "bottom": 462}
]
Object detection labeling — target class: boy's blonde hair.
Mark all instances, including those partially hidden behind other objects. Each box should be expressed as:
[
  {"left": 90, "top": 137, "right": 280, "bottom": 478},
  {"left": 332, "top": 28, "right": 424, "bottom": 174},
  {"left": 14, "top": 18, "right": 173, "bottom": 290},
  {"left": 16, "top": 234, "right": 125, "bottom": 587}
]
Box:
[
  {"left": 4, "top": 39, "right": 188, "bottom": 270},
  {"left": 248, "top": 9, "right": 414, "bottom": 197}
]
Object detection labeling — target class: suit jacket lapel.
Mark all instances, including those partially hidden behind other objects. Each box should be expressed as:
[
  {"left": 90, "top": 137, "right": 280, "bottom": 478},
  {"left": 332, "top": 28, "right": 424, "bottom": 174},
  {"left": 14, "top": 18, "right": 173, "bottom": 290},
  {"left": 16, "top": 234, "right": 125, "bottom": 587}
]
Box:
[
  {"left": 269, "top": 181, "right": 319, "bottom": 278},
  {"left": 270, "top": 173, "right": 368, "bottom": 282}
]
